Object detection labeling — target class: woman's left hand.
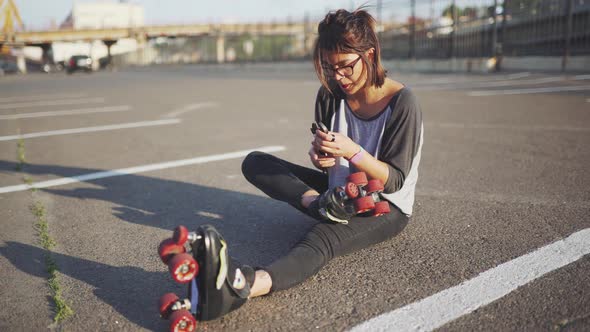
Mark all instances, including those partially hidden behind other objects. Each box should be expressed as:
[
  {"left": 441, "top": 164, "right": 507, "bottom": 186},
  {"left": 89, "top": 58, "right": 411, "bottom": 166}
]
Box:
[{"left": 314, "top": 130, "right": 359, "bottom": 160}]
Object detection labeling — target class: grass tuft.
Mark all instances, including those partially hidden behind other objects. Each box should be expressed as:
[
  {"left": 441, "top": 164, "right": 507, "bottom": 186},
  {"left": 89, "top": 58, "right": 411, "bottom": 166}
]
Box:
[
  {"left": 31, "top": 202, "right": 56, "bottom": 250},
  {"left": 16, "top": 139, "right": 26, "bottom": 171},
  {"left": 19, "top": 134, "right": 73, "bottom": 323},
  {"left": 30, "top": 201, "right": 74, "bottom": 323}
]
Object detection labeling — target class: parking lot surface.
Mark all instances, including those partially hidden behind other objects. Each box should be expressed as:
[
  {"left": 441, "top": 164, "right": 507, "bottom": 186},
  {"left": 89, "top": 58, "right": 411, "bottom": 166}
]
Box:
[{"left": 1, "top": 64, "right": 589, "bottom": 331}]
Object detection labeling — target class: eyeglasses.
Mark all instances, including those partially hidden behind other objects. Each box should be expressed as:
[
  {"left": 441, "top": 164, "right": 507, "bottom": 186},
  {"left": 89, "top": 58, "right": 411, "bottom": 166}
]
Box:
[{"left": 323, "top": 55, "right": 362, "bottom": 78}]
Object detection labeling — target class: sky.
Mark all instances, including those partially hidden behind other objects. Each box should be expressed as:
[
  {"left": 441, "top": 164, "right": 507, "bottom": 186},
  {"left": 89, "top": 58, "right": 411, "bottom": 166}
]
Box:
[
  {"left": 13, "top": 0, "right": 493, "bottom": 30},
  {"left": 14, "top": 0, "right": 420, "bottom": 30}
]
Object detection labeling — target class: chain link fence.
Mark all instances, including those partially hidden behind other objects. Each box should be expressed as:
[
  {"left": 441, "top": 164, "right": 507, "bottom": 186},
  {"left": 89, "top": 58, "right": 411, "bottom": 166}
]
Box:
[
  {"left": 113, "top": 0, "right": 590, "bottom": 70},
  {"left": 381, "top": 0, "right": 590, "bottom": 60}
]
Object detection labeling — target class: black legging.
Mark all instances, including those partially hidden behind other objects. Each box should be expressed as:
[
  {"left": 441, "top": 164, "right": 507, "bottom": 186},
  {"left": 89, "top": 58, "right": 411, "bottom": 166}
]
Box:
[{"left": 241, "top": 151, "right": 409, "bottom": 291}]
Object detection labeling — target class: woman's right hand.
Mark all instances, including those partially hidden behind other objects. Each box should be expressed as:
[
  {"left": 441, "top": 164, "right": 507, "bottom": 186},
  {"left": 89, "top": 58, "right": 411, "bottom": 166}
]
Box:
[{"left": 309, "top": 145, "right": 336, "bottom": 169}]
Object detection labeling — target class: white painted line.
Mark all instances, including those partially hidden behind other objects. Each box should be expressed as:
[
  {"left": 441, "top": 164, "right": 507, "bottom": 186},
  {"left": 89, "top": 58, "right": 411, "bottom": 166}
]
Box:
[
  {"left": 350, "top": 228, "right": 590, "bottom": 332},
  {"left": 506, "top": 72, "right": 531, "bottom": 79},
  {"left": 0, "top": 97, "right": 105, "bottom": 110},
  {"left": 465, "top": 77, "right": 565, "bottom": 89},
  {"left": 468, "top": 85, "right": 590, "bottom": 96},
  {"left": 0, "top": 119, "right": 180, "bottom": 141},
  {"left": 0, "top": 146, "right": 286, "bottom": 194},
  {"left": 0, "top": 105, "right": 131, "bottom": 120},
  {"left": 413, "top": 77, "right": 567, "bottom": 91},
  {"left": 164, "top": 102, "right": 218, "bottom": 118},
  {"left": 407, "top": 72, "right": 534, "bottom": 88},
  {"left": 0, "top": 93, "right": 88, "bottom": 103},
  {"left": 427, "top": 122, "right": 590, "bottom": 132},
  {"left": 197, "top": 211, "right": 223, "bottom": 219},
  {"left": 391, "top": 72, "right": 532, "bottom": 87},
  {"left": 477, "top": 77, "right": 564, "bottom": 88}
]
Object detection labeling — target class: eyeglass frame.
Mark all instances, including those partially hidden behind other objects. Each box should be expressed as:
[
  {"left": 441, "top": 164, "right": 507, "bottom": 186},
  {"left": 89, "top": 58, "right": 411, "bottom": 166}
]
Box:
[{"left": 322, "top": 55, "right": 363, "bottom": 78}]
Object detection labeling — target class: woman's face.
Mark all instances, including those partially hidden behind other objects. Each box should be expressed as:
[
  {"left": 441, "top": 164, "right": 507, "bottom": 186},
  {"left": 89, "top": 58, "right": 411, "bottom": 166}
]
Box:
[{"left": 323, "top": 52, "right": 368, "bottom": 96}]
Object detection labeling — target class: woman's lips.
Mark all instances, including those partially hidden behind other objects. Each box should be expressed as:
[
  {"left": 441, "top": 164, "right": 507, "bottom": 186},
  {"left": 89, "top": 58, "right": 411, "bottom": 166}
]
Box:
[{"left": 341, "top": 83, "right": 352, "bottom": 90}]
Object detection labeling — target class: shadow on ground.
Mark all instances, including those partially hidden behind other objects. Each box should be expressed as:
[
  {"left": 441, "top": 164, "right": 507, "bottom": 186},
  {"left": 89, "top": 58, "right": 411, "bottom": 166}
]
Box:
[
  {"left": 0, "top": 159, "right": 317, "bottom": 330},
  {"left": 0, "top": 241, "right": 176, "bottom": 330}
]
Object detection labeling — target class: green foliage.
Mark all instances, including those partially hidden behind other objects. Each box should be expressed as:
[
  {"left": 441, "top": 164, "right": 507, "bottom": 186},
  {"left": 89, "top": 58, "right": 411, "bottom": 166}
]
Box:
[
  {"left": 442, "top": 4, "right": 460, "bottom": 18},
  {"left": 15, "top": 139, "right": 25, "bottom": 171},
  {"left": 30, "top": 200, "right": 74, "bottom": 322}
]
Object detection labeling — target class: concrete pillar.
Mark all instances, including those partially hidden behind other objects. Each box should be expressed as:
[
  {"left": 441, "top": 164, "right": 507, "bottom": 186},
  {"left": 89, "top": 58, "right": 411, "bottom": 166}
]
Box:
[
  {"left": 216, "top": 35, "right": 225, "bottom": 63},
  {"left": 14, "top": 46, "right": 27, "bottom": 74},
  {"left": 40, "top": 43, "right": 53, "bottom": 63},
  {"left": 103, "top": 39, "right": 117, "bottom": 69},
  {"left": 293, "top": 32, "right": 305, "bottom": 57},
  {"left": 36, "top": 43, "right": 54, "bottom": 72},
  {"left": 135, "top": 33, "right": 148, "bottom": 65}
]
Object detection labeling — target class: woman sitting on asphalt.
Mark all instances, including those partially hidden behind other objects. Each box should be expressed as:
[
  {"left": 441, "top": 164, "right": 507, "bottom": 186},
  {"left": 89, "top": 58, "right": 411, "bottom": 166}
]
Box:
[{"left": 193, "top": 7, "right": 424, "bottom": 321}]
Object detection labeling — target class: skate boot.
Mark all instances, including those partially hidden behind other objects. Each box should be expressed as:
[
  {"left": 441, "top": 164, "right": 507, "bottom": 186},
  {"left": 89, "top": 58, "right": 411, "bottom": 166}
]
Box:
[
  {"left": 316, "top": 172, "right": 392, "bottom": 224},
  {"left": 192, "top": 225, "right": 255, "bottom": 321},
  {"left": 158, "top": 225, "right": 255, "bottom": 330},
  {"left": 317, "top": 185, "right": 357, "bottom": 223}
]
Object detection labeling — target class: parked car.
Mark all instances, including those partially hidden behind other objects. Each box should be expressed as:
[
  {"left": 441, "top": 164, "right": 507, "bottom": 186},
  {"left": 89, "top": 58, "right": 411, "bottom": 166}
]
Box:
[
  {"left": 0, "top": 60, "right": 19, "bottom": 75},
  {"left": 66, "top": 55, "right": 93, "bottom": 74}
]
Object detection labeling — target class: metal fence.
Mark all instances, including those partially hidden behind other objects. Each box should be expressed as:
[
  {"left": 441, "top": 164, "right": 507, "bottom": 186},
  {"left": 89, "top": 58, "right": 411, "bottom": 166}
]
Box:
[
  {"left": 112, "top": 0, "right": 590, "bottom": 69},
  {"left": 381, "top": 0, "right": 590, "bottom": 61},
  {"left": 113, "top": 32, "right": 306, "bottom": 67}
]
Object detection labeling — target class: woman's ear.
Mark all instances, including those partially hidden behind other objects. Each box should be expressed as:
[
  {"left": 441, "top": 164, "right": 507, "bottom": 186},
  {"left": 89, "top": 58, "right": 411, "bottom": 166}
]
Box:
[{"left": 366, "top": 48, "right": 375, "bottom": 61}]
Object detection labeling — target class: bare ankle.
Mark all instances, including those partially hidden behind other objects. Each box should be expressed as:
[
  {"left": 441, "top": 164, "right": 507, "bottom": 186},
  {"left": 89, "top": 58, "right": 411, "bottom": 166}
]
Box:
[{"left": 249, "top": 270, "right": 272, "bottom": 298}]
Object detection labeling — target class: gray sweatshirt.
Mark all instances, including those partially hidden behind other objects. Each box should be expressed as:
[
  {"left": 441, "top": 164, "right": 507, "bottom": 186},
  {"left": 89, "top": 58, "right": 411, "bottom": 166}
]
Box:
[{"left": 314, "top": 86, "right": 424, "bottom": 216}]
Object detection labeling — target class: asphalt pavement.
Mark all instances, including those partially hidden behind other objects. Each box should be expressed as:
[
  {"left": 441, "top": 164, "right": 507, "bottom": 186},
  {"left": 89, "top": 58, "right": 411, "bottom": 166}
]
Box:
[{"left": 0, "top": 63, "right": 589, "bottom": 331}]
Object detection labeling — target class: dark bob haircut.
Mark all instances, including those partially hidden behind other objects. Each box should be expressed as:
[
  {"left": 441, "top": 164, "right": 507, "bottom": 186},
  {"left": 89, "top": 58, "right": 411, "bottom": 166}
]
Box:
[{"left": 313, "top": 8, "right": 387, "bottom": 95}]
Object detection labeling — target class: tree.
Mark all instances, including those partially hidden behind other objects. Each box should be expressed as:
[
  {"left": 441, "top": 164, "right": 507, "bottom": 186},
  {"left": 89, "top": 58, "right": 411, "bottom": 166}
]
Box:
[
  {"left": 442, "top": 4, "right": 461, "bottom": 19},
  {"left": 463, "top": 7, "right": 478, "bottom": 19}
]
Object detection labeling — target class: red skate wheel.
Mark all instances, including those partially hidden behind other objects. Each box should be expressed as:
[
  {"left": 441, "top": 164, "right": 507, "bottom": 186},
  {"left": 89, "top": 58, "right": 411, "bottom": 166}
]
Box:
[
  {"left": 365, "top": 179, "right": 384, "bottom": 194},
  {"left": 373, "top": 201, "right": 391, "bottom": 217},
  {"left": 354, "top": 196, "right": 375, "bottom": 214},
  {"left": 347, "top": 172, "right": 368, "bottom": 186},
  {"left": 158, "top": 239, "right": 186, "bottom": 264},
  {"left": 173, "top": 225, "right": 189, "bottom": 245},
  {"left": 168, "top": 253, "right": 199, "bottom": 283},
  {"left": 168, "top": 309, "right": 196, "bottom": 332},
  {"left": 344, "top": 182, "right": 359, "bottom": 199},
  {"left": 158, "top": 293, "right": 179, "bottom": 318}
]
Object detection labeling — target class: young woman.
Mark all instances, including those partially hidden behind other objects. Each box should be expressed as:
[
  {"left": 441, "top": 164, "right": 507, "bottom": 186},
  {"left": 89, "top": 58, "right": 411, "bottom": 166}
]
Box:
[{"left": 192, "top": 8, "right": 424, "bottom": 321}]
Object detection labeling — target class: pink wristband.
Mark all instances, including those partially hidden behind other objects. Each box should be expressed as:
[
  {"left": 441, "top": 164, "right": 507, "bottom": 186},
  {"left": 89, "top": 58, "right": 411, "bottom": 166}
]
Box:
[{"left": 348, "top": 146, "right": 364, "bottom": 164}]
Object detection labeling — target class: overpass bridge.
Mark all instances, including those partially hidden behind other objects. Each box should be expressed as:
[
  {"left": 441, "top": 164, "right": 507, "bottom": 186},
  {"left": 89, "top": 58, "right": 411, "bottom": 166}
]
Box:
[
  {"left": 0, "top": 22, "right": 315, "bottom": 71},
  {"left": 2, "top": 22, "right": 310, "bottom": 44}
]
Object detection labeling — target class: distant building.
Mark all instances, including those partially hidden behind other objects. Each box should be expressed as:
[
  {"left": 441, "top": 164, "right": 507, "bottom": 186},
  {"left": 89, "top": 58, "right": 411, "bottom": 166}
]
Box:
[
  {"left": 60, "top": 1, "right": 144, "bottom": 30},
  {"left": 22, "top": 2, "right": 144, "bottom": 64}
]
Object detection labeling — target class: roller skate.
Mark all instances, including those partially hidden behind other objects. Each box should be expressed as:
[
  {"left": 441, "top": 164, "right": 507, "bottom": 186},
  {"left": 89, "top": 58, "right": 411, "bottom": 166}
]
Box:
[
  {"left": 317, "top": 172, "right": 391, "bottom": 224},
  {"left": 157, "top": 225, "right": 254, "bottom": 331}
]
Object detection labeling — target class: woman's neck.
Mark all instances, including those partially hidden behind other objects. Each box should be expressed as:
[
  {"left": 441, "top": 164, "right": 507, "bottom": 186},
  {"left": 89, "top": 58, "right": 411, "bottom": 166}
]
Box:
[
  {"left": 348, "top": 84, "right": 381, "bottom": 106},
  {"left": 347, "top": 78, "right": 402, "bottom": 112}
]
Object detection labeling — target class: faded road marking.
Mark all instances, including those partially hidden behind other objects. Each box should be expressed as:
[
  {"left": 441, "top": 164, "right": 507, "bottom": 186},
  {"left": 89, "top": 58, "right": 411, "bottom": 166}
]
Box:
[
  {"left": 468, "top": 85, "right": 590, "bottom": 96},
  {"left": 0, "top": 97, "right": 105, "bottom": 109},
  {"left": 350, "top": 228, "right": 590, "bottom": 332},
  {"left": 0, "top": 119, "right": 180, "bottom": 141},
  {"left": 0, "top": 105, "right": 132, "bottom": 120},
  {"left": 0, "top": 93, "right": 88, "bottom": 103},
  {"left": 164, "top": 102, "right": 218, "bottom": 118},
  {"left": 0, "top": 146, "right": 286, "bottom": 194}
]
